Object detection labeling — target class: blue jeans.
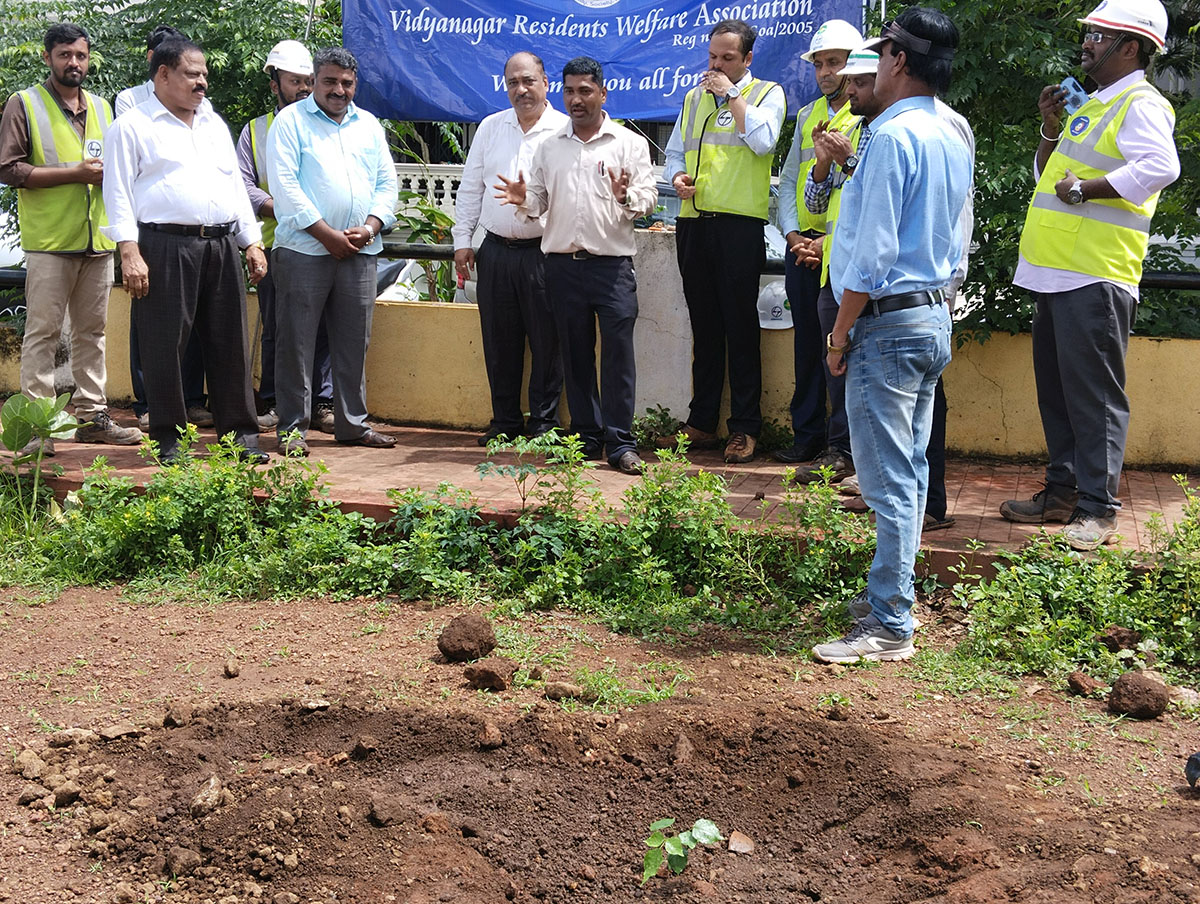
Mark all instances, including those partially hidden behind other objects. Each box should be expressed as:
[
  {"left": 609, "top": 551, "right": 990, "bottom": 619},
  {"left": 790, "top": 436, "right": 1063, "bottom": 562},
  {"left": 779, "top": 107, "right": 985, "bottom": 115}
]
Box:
[{"left": 846, "top": 302, "right": 952, "bottom": 638}]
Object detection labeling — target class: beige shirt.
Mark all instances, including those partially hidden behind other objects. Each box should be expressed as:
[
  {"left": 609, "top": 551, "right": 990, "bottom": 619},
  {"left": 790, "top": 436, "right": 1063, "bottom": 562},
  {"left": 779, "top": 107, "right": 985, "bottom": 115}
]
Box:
[{"left": 520, "top": 113, "right": 656, "bottom": 257}]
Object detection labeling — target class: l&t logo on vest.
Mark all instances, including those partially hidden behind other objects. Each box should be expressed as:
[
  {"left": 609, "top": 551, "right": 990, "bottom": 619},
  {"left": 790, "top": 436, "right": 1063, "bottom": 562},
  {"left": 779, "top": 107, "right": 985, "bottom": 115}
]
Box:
[
  {"left": 716, "top": 109, "right": 734, "bottom": 128},
  {"left": 84, "top": 139, "right": 103, "bottom": 159},
  {"left": 1069, "top": 115, "right": 1090, "bottom": 137}
]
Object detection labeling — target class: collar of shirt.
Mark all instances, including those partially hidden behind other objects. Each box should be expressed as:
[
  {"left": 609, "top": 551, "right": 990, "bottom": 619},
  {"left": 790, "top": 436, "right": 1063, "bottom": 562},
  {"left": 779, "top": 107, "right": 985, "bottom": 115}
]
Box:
[
  {"left": 565, "top": 111, "right": 621, "bottom": 144},
  {"left": 1094, "top": 69, "right": 1146, "bottom": 103},
  {"left": 144, "top": 92, "right": 216, "bottom": 127},
  {"left": 298, "top": 93, "right": 361, "bottom": 126},
  {"left": 502, "top": 102, "right": 562, "bottom": 136},
  {"left": 869, "top": 94, "right": 937, "bottom": 132},
  {"left": 40, "top": 78, "right": 87, "bottom": 118}
]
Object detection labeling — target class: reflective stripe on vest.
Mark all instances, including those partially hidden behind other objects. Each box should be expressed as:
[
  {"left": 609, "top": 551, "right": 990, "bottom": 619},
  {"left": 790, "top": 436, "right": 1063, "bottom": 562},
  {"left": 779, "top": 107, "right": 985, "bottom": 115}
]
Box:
[
  {"left": 1018, "top": 80, "right": 1173, "bottom": 286},
  {"left": 679, "top": 78, "right": 783, "bottom": 220},
  {"left": 794, "top": 99, "right": 857, "bottom": 235},
  {"left": 249, "top": 110, "right": 277, "bottom": 247},
  {"left": 16, "top": 85, "right": 115, "bottom": 253},
  {"left": 819, "top": 116, "right": 865, "bottom": 286}
]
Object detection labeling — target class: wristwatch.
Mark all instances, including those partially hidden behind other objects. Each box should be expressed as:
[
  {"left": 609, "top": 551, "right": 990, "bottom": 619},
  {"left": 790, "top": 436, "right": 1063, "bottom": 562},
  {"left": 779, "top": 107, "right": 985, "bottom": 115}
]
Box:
[
  {"left": 725, "top": 84, "right": 741, "bottom": 100},
  {"left": 826, "top": 332, "right": 850, "bottom": 355},
  {"left": 1066, "top": 180, "right": 1084, "bottom": 205},
  {"left": 842, "top": 154, "right": 859, "bottom": 174}
]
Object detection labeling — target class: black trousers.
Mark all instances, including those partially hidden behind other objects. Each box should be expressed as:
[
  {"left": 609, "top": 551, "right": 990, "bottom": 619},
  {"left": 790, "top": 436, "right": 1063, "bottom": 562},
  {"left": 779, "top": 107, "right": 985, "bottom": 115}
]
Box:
[
  {"left": 131, "top": 227, "right": 260, "bottom": 455},
  {"left": 784, "top": 251, "right": 826, "bottom": 449},
  {"left": 130, "top": 313, "right": 206, "bottom": 415},
  {"left": 475, "top": 235, "right": 563, "bottom": 435},
  {"left": 676, "top": 215, "right": 765, "bottom": 436},
  {"left": 925, "top": 377, "right": 948, "bottom": 520},
  {"left": 544, "top": 254, "right": 637, "bottom": 465}
]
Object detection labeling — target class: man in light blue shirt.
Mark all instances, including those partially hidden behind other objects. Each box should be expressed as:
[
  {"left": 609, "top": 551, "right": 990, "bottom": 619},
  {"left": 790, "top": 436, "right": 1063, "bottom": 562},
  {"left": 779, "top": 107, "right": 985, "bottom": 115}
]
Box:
[
  {"left": 266, "top": 47, "right": 398, "bottom": 455},
  {"left": 813, "top": 8, "right": 971, "bottom": 664}
]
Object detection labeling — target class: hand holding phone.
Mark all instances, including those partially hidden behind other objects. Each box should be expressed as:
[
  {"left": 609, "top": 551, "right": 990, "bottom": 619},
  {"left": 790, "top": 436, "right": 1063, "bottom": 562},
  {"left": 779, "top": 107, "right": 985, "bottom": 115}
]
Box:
[{"left": 1059, "top": 76, "right": 1089, "bottom": 116}]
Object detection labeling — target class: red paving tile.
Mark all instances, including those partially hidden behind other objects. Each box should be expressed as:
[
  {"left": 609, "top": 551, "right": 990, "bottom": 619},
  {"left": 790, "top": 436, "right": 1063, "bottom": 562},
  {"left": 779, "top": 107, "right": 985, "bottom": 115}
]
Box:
[{"left": 10, "top": 408, "right": 1196, "bottom": 577}]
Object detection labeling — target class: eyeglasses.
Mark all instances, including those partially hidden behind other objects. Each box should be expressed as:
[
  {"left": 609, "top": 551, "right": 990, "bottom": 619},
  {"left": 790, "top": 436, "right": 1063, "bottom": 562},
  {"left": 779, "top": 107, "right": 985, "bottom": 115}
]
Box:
[{"left": 1082, "top": 31, "right": 1118, "bottom": 44}]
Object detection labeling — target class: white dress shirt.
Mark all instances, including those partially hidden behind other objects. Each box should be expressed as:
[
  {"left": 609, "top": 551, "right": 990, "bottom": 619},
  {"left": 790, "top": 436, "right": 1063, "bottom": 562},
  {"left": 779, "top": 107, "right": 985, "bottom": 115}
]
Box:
[
  {"left": 114, "top": 80, "right": 154, "bottom": 118},
  {"left": 520, "top": 113, "right": 657, "bottom": 258},
  {"left": 101, "top": 94, "right": 261, "bottom": 248},
  {"left": 662, "top": 69, "right": 786, "bottom": 181},
  {"left": 1014, "top": 69, "right": 1179, "bottom": 299},
  {"left": 451, "top": 103, "right": 568, "bottom": 249}
]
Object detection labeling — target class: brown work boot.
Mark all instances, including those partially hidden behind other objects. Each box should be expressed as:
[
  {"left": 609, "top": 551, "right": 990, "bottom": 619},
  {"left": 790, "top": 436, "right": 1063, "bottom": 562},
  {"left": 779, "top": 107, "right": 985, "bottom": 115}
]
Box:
[
  {"left": 723, "top": 432, "right": 757, "bottom": 464},
  {"left": 655, "top": 424, "right": 719, "bottom": 450},
  {"left": 75, "top": 410, "right": 143, "bottom": 446},
  {"left": 999, "top": 486, "right": 1078, "bottom": 524}
]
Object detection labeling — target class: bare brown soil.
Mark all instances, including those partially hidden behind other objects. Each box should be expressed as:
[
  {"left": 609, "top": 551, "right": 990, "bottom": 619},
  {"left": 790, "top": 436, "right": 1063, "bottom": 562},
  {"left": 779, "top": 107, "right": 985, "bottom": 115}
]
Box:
[{"left": 1, "top": 587, "right": 1198, "bottom": 904}]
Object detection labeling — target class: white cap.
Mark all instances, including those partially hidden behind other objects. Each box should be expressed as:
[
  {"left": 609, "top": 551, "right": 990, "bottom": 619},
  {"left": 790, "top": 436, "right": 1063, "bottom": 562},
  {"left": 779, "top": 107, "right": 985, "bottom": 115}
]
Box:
[
  {"left": 801, "top": 19, "right": 865, "bottom": 63},
  {"left": 758, "top": 281, "right": 792, "bottom": 330},
  {"left": 841, "top": 44, "right": 880, "bottom": 76},
  {"left": 1079, "top": 0, "right": 1168, "bottom": 52},
  {"left": 264, "top": 40, "right": 314, "bottom": 77}
]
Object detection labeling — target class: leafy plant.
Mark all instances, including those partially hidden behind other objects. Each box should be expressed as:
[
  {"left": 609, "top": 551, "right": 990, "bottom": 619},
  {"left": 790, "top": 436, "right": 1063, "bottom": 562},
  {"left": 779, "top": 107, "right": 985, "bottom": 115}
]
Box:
[
  {"left": 633, "top": 404, "right": 682, "bottom": 450},
  {"left": 641, "top": 817, "right": 722, "bottom": 885},
  {"left": 0, "top": 392, "right": 77, "bottom": 529},
  {"left": 392, "top": 189, "right": 456, "bottom": 303}
]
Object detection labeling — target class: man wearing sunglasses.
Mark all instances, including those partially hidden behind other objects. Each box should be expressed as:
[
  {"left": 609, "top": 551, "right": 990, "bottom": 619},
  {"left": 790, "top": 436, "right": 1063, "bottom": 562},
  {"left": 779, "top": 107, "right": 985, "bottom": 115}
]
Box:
[
  {"left": 1002, "top": 0, "right": 1178, "bottom": 551},
  {"left": 811, "top": 8, "right": 971, "bottom": 664}
]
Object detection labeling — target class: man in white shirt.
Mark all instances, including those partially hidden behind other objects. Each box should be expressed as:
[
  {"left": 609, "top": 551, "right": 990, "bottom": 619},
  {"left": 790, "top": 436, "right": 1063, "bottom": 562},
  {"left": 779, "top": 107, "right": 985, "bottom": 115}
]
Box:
[
  {"left": 102, "top": 39, "right": 269, "bottom": 464},
  {"left": 1001, "top": 0, "right": 1179, "bottom": 551},
  {"left": 495, "top": 57, "right": 657, "bottom": 475},
  {"left": 660, "top": 19, "right": 786, "bottom": 464},
  {"left": 453, "top": 51, "right": 567, "bottom": 447}
]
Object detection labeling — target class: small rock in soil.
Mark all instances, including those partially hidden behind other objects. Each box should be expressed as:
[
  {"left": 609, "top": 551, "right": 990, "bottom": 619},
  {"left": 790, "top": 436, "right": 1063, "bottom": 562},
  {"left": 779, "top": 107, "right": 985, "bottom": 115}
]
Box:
[
  {"left": 1185, "top": 752, "right": 1200, "bottom": 788},
  {"left": 298, "top": 699, "right": 331, "bottom": 712},
  {"left": 111, "top": 882, "right": 138, "bottom": 903},
  {"left": 1098, "top": 625, "right": 1141, "bottom": 653},
  {"left": 18, "top": 783, "right": 48, "bottom": 806},
  {"left": 478, "top": 720, "right": 504, "bottom": 750},
  {"left": 544, "top": 681, "right": 583, "bottom": 701},
  {"left": 1108, "top": 671, "right": 1170, "bottom": 719},
  {"left": 48, "top": 728, "right": 97, "bottom": 747},
  {"left": 368, "top": 793, "right": 407, "bottom": 827},
  {"left": 437, "top": 614, "right": 497, "bottom": 662},
  {"left": 1067, "top": 671, "right": 1106, "bottom": 697},
  {"left": 165, "top": 846, "right": 203, "bottom": 876},
  {"left": 464, "top": 657, "right": 517, "bottom": 691},
  {"left": 672, "top": 733, "right": 695, "bottom": 766},
  {"left": 53, "top": 781, "right": 81, "bottom": 808},
  {"left": 421, "top": 812, "right": 453, "bottom": 835},
  {"left": 824, "top": 705, "right": 851, "bottom": 721},
  {"left": 352, "top": 735, "right": 379, "bottom": 759},
  {"left": 98, "top": 722, "right": 140, "bottom": 741},
  {"left": 163, "top": 703, "right": 192, "bottom": 728},
  {"left": 272, "top": 894, "right": 300, "bottom": 904},
  {"left": 728, "top": 831, "right": 755, "bottom": 855},
  {"left": 14, "top": 748, "right": 46, "bottom": 780},
  {"left": 223, "top": 659, "right": 240, "bottom": 679},
  {"left": 190, "top": 774, "right": 224, "bottom": 817}
]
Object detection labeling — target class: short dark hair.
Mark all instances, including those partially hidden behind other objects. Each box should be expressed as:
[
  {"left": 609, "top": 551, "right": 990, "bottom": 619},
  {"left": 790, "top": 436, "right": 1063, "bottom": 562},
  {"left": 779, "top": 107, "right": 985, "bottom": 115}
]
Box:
[
  {"left": 709, "top": 19, "right": 756, "bottom": 57},
  {"left": 150, "top": 39, "right": 203, "bottom": 79},
  {"left": 313, "top": 47, "right": 357, "bottom": 76},
  {"left": 884, "top": 6, "right": 958, "bottom": 95},
  {"left": 147, "top": 25, "right": 187, "bottom": 52},
  {"left": 562, "top": 56, "right": 603, "bottom": 86},
  {"left": 44, "top": 23, "right": 89, "bottom": 54},
  {"left": 505, "top": 51, "right": 546, "bottom": 76}
]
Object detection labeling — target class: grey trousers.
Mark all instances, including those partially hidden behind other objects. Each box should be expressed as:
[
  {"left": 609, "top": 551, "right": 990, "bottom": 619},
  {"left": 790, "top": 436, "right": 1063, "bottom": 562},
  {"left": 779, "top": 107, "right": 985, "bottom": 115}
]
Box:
[
  {"left": 272, "top": 248, "right": 376, "bottom": 442},
  {"left": 1031, "top": 283, "right": 1135, "bottom": 516}
]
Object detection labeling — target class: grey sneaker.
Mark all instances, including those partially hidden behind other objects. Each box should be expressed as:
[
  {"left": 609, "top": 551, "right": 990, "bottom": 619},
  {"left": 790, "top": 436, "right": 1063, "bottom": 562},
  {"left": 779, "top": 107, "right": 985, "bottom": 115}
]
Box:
[
  {"left": 847, "top": 590, "right": 923, "bottom": 631},
  {"left": 812, "top": 616, "right": 915, "bottom": 664},
  {"left": 258, "top": 408, "right": 279, "bottom": 430},
  {"left": 312, "top": 401, "right": 336, "bottom": 435},
  {"left": 186, "top": 405, "right": 214, "bottom": 428},
  {"left": 137, "top": 412, "right": 149, "bottom": 431},
  {"left": 999, "top": 486, "right": 1077, "bottom": 524},
  {"left": 75, "top": 411, "right": 143, "bottom": 446},
  {"left": 1060, "top": 509, "right": 1118, "bottom": 552},
  {"left": 792, "top": 449, "right": 854, "bottom": 485},
  {"left": 18, "top": 436, "right": 55, "bottom": 458}
]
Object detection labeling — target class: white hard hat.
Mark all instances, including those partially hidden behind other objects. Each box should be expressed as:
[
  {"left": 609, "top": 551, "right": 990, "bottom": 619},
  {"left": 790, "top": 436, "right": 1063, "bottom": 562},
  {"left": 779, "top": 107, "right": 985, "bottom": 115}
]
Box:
[
  {"left": 264, "top": 40, "right": 314, "bottom": 76},
  {"left": 758, "top": 281, "right": 792, "bottom": 330},
  {"left": 1079, "top": 0, "right": 1168, "bottom": 52},
  {"left": 841, "top": 44, "right": 880, "bottom": 76},
  {"left": 801, "top": 19, "right": 865, "bottom": 63}
]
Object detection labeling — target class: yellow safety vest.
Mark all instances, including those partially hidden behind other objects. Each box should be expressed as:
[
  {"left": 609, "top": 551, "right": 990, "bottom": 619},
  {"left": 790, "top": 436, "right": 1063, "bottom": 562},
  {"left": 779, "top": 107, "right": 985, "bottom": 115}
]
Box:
[
  {"left": 679, "top": 78, "right": 783, "bottom": 221},
  {"left": 248, "top": 110, "right": 277, "bottom": 248},
  {"left": 819, "top": 115, "right": 866, "bottom": 287},
  {"left": 15, "top": 84, "right": 114, "bottom": 253},
  {"left": 1019, "top": 79, "right": 1173, "bottom": 287},
  {"left": 791, "top": 96, "right": 856, "bottom": 234}
]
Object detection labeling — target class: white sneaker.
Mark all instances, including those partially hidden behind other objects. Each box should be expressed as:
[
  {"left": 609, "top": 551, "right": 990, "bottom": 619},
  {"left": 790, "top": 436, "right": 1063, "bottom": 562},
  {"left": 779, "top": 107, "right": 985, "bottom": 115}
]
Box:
[{"left": 813, "top": 616, "right": 915, "bottom": 664}]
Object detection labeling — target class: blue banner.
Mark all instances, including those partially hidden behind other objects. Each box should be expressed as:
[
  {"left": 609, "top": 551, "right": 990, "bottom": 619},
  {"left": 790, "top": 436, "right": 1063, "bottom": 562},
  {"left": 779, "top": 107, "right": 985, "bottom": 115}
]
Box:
[{"left": 343, "top": 0, "right": 864, "bottom": 123}]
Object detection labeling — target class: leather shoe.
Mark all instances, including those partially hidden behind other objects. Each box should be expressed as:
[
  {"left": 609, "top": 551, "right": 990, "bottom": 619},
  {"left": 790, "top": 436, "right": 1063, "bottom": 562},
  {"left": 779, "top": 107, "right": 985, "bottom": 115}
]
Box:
[
  {"left": 340, "top": 428, "right": 396, "bottom": 448},
  {"left": 237, "top": 446, "right": 270, "bottom": 465},
  {"left": 655, "top": 424, "right": 718, "bottom": 450},
  {"left": 281, "top": 436, "right": 310, "bottom": 458},
  {"left": 772, "top": 438, "right": 824, "bottom": 464},
  {"left": 613, "top": 450, "right": 645, "bottom": 475},
  {"left": 477, "top": 428, "right": 518, "bottom": 447},
  {"left": 724, "top": 432, "right": 757, "bottom": 464}
]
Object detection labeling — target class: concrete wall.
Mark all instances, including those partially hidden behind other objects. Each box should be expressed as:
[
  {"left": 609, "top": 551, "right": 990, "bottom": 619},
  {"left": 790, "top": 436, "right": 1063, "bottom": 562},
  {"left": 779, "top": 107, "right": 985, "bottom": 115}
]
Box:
[{"left": 2, "top": 230, "right": 1198, "bottom": 467}]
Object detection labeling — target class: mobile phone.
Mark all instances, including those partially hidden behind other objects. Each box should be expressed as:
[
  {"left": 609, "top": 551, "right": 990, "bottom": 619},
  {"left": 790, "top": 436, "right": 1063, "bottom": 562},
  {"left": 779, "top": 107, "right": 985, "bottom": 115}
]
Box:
[{"left": 1059, "top": 76, "right": 1089, "bottom": 116}]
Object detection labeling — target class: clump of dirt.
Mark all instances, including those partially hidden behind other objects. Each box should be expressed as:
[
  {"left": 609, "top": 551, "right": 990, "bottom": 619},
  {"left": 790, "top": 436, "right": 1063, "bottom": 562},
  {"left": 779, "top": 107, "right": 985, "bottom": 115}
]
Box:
[{"left": 7, "top": 697, "right": 1200, "bottom": 904}]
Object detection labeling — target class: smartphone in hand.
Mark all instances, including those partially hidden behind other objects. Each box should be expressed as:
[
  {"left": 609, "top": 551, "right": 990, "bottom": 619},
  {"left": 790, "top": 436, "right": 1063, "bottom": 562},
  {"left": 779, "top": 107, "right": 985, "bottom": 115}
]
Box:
[{"left": 1059, "top": 76, "right": 1089, "bottom": 116}]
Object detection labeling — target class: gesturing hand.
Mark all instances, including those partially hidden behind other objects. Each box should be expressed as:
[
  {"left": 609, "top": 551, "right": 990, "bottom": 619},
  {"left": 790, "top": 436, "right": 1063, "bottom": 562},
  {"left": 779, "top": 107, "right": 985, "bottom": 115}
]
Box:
[
  {"left": 609, "top": 167, "right": 630, "bottom": 204},
  {"left": 494, "top": 171, "right": 527, "bottom": 207}
]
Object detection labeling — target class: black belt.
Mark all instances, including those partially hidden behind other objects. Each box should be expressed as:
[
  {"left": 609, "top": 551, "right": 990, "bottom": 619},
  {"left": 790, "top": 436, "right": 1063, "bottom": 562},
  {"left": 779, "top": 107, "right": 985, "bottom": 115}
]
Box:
[
  {"left": 139, "top": 222, "right": 235, "bottom": 238},
  {"left": 550, "top": 250, "right": 612, "bottom": 261},
  {"left": 859, "top": 288, "right": 946, "bottom": 319},
  {"left": 485, "top": 231, "right": 541, "bottom": 249}
]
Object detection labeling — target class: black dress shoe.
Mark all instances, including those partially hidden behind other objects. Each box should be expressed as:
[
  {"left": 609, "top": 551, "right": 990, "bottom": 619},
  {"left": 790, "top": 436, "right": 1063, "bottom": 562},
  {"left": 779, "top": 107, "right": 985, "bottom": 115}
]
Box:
[
  {"left": 772, "top": 439, "right": 825, "bottom": 464},
  {"left": 340, "top": 428, "right": 397, "bottom": 448},
  {"left": 613, "top": 450, "right": 645, "bottom": 475},
  {"left": 237, "top": 446, "right": 270, "bottom": 465},
  {"left": 477, "top": 427, "right": 520, "bottom": 447}
]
